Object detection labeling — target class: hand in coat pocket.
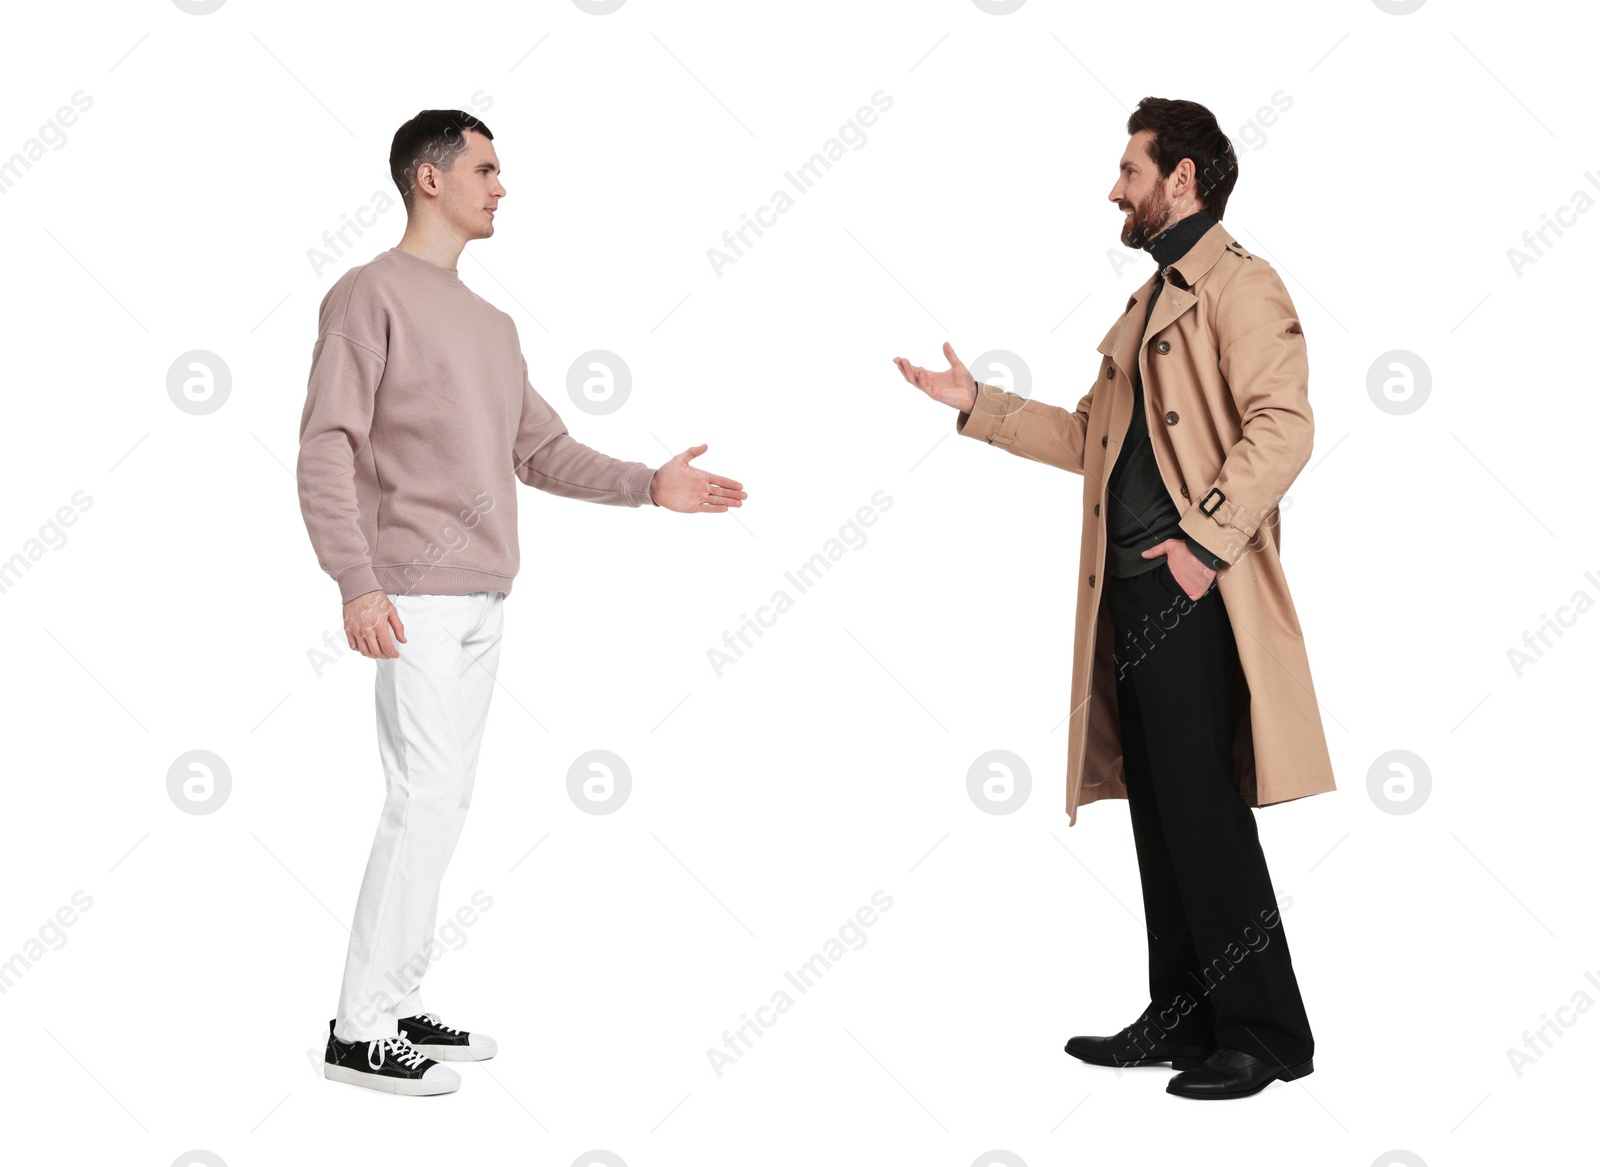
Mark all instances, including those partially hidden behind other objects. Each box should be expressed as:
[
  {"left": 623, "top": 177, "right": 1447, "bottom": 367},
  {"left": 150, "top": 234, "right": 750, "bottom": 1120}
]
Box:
[{"left": 1143, "top": 538, "right": 1216, "bottom": 602}]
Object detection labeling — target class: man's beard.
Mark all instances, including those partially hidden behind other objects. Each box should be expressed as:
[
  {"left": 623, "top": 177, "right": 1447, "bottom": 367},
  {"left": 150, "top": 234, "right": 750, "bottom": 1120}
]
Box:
[{"left": 1119, "top": 189, "right": 1176, "bottom": 250}]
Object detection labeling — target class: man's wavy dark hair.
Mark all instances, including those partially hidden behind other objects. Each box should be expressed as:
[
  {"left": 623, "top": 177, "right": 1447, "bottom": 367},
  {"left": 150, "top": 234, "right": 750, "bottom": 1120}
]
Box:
[
  {"left": 389, "top": 109, "right": 495, "bottom": 214},
  {"left": 1126, "top": 98, "right": 1238, "bottom": 220}
]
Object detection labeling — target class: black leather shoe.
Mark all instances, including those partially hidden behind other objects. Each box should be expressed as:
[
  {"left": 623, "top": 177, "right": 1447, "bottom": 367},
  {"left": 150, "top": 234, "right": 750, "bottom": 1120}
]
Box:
[
  {"left": 1065, "top": 1022, "right": 1215, "bottom": 1070},
  {"left": 1165, "top": 1047, "right": 1314, "bottom": 1099}
]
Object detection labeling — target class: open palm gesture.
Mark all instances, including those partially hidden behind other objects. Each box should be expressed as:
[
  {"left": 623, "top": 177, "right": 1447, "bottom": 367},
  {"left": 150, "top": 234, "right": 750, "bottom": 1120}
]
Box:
[{"left": 892, "top": 342, "right": 977, "bottom": 412}]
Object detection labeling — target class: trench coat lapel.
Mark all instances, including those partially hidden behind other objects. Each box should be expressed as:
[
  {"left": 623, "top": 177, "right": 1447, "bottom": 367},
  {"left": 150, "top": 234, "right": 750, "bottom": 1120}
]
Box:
[
  {"left": 1095, "top": 281, "right": 1148, "bottom": 390},
  {"left": 1098, "top": 222, "right": 1235, "bottom": 389},
  {"left": 1143, "top": 281, "right": 1197, "bottom": 352}
]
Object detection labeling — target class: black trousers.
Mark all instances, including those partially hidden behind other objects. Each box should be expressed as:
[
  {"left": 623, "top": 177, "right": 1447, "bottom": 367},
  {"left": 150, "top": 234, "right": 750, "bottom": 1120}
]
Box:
[{"left": 1106, "top": 562, "right": 1314, "bottom": 1066}]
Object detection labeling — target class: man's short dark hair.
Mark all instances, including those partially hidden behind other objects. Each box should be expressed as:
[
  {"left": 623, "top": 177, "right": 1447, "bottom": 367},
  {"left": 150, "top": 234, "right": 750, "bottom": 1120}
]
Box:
[
  {"left": 1125, "top": 98, "right": 1238, "bottom": 220},
  {"left": 389, "top": 110, "right": 495, "bottom": 213}
]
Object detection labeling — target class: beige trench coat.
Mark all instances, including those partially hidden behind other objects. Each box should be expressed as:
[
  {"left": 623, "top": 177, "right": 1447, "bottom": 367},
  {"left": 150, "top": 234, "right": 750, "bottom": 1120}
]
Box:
[{"left": 957, "top": 220, "right": 1336, "bottom": 824}]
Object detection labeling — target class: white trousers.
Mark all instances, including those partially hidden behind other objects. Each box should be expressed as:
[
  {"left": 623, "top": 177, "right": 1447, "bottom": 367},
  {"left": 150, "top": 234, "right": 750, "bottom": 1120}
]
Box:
[{"left": 333, "top": 591, "right": 504, "bottom": 1042}]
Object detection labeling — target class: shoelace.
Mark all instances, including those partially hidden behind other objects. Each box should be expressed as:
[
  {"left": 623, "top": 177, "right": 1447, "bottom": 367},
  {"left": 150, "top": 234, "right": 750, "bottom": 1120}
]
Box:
[
  {"left": 417, "top": 1012, "right": 461, "bottom": 1035},
  {"left": 367, "top": 1034, "right": 428, "bottom": 1071}
]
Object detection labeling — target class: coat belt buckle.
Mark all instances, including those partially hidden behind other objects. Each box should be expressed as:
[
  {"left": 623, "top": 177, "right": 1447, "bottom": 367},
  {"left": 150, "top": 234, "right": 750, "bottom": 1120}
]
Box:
[{"left": 1199, "top": 487, "right": 1226, "bottom": 516}]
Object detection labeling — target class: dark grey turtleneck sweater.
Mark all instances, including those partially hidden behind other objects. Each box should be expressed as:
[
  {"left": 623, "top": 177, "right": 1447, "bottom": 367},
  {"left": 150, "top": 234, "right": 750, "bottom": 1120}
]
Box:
[{"left": 1103, "top": 206, "right": 1227, "bottom": 579}]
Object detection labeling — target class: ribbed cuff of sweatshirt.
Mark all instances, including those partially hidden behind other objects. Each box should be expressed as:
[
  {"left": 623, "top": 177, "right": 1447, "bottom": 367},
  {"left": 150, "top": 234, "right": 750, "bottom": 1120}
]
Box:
[
  {"left": 640, "top": 463, "right": 660, "bottom": 506},
  {"left": 336, "top": 562, "right": 383, "bottom": 605}
]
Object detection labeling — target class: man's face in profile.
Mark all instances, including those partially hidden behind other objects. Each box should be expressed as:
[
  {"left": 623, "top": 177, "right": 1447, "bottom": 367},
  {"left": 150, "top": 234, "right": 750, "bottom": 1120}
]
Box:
[{"left": 1110, "top": 128, "right": 1178, "bottom": 249}]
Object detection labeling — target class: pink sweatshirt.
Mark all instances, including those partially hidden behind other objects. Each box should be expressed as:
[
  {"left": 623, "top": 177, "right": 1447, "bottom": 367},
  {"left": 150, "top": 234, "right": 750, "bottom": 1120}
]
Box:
[{"left": 296, "top": 247, "right": 657, "bottom": 604}]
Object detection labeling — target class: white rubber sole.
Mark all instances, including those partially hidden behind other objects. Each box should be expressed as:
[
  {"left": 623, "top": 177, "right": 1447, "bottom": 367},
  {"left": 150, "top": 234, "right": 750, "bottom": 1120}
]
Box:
[
  {"left": 324, "top": 1062, "right": 460, "bottom": 1095},
  {"left": 413, "top": 1037, "right": 497, "bottom": 1062}
]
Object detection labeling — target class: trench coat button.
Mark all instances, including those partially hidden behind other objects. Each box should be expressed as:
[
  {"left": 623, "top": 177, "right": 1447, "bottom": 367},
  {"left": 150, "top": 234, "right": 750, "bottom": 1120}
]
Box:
[
  {"left": 1093, "top": 502, "right": 1100, "bottom": 516},
  {"left": 1180, "top": 485, "right": 1189, "bottom": 499},
  {"left": 1105, "top": 365, "right": 1114, "bottom": 379},
  {"left": 1088, "top": 574, "right": 1096, "bottom": 587},
  {"left": 1156, "top": 340, "right": 1170, "bottom": 354},
  {"left": 1165, "top": 410, "right": 1179, "bottom": 425},
  {"left": 1101, "top": 436, "right": 1108, "bottom": 447}
]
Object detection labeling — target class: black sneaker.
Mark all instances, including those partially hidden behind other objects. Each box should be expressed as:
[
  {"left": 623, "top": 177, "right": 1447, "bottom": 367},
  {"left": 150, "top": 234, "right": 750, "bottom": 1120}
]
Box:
[
  {"left": 324, "top": 1020, "right": 461, "bottom": 1095},
  {"left": 398, "top": 1012, "right": 498, "bottom": 1061}
]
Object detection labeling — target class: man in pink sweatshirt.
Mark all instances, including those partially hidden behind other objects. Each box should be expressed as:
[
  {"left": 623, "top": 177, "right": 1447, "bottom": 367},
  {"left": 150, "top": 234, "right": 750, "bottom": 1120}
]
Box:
[{"left": 297, "top": 109, "right": 747, "bottom": 1096}]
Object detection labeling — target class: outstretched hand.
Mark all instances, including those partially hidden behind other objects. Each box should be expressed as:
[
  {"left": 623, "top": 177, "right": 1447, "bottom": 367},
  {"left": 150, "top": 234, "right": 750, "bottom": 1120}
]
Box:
[
  {"left": 649, "top": 443, "right": 748, "bottom": 513},
  {"left": 892, "top": 342, "right": 977, "bottom": 412}
]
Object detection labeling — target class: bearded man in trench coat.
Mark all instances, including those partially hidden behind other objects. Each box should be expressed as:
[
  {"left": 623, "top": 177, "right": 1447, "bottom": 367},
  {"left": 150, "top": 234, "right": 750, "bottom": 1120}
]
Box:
[{"left": 893, "top": 97, "right": 1336, "bottom": 1101}]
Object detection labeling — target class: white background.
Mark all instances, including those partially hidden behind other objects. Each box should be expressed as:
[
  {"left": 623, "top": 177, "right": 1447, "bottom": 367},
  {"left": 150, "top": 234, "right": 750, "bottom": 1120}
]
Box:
[{"left": 1, "top": 1, "right": 1592, "bottom": 1165}]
